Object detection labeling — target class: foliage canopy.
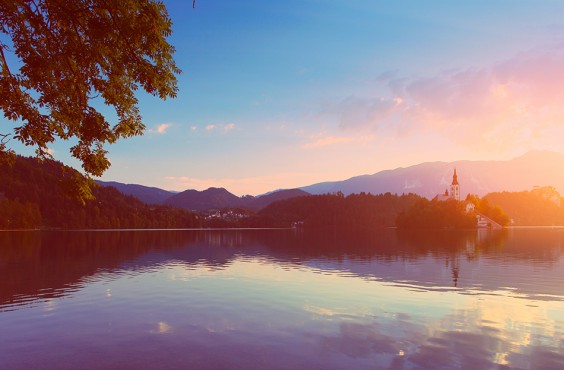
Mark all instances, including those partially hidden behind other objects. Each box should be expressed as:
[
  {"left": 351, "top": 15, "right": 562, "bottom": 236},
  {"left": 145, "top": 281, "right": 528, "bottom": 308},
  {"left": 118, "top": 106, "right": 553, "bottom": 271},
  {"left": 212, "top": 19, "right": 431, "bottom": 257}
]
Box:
[
  {"left": 396, "top": 198, "right": 477, "bottom": 229},
  {"left": 0, "top": 0, "right": 179, "bottom": 176},
  {"left": 0, "top": 155, "right": 200, "bottom": 229}
]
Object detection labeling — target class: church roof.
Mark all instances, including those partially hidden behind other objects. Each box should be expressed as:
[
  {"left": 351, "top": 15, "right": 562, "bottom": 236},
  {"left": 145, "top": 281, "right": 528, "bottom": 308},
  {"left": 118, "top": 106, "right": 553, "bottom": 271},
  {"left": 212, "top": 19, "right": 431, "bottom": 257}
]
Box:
[{"left": 451, "top": 168, "right": 459, "bottom": 185}]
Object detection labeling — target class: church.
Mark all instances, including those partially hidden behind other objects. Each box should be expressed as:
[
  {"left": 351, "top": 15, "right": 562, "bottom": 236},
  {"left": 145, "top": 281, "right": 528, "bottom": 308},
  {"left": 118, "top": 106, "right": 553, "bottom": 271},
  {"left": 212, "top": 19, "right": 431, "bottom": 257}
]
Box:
[{"left": 434, "top": 169, "right": 460, "bottom": 201}]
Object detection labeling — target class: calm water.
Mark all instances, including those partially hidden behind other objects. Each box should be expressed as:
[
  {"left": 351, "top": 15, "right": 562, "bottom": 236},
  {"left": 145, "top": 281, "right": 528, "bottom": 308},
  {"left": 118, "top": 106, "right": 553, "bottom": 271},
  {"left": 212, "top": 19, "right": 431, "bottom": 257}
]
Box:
[{"left": 0, "top": 228, "right": 563, "bottom": 369}]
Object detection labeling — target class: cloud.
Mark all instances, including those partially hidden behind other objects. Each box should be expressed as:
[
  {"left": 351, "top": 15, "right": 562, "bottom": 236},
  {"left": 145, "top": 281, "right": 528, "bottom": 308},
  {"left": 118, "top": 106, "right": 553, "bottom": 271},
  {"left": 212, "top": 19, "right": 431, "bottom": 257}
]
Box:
[
  {"left": 148, "top": 123, "right": 172, "bottom": 134},
  {"left": 205, "top": 123, "right": 236, "bottom": 133},
  {"left": 302, "top": 134, "right": 375, "bottom": 149},
  {"left": 223, "top": 123, "right": 236, "bottom": 132},
  {"left": 330, "top": 96, "right": 403, "bottom": 130},
  {"left": 325, "top": 44, "right": 564, "bottom": 152},
  {"left": 156, "top": 123, "right": 171, "bottom": 134}
]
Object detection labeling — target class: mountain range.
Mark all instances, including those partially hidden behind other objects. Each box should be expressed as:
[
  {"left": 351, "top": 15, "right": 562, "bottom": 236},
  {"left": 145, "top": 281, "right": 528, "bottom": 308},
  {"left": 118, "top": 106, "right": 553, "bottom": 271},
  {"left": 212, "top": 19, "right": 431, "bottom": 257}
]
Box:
[
  {"left": 97, "top": 150, "right": 564, "bottom": 210},
  {"left": 95, "top": 180, "right": 311, "bottom": 212},
  {"left": 302, "top": 150, "right": 564, "bottom": 198}
]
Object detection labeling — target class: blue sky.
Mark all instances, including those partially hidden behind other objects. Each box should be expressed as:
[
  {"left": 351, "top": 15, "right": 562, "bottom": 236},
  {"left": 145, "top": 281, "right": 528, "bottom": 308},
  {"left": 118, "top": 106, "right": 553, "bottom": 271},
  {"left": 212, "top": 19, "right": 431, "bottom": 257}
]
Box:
[{"left": 7, "top": 1, "right": 564, "bottom": 195}]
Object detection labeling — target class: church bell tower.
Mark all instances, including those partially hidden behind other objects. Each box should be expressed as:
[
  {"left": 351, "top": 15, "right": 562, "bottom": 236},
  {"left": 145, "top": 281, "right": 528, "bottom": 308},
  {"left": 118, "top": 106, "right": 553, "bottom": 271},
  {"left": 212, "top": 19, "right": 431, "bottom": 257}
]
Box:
[{"left": 450, "top": 168, "right": 460, "bottom": 201}]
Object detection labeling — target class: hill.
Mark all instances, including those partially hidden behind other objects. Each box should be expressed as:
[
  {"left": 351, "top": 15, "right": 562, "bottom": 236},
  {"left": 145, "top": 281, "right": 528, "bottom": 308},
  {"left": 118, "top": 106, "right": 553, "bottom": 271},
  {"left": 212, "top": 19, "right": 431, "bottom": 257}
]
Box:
[
  {"left": 0, "top": 156, "right": 200, "bottom": 229},
  {"left": 247, "top": 189, "right": 310, "bottom": 210},
  {"left": 95, "top": 180, "right": 175, "bottom": 205},
  {"left": 258, "top": 192, "right": 421, "bottom": 229},
  {"left": 164, "top": 187, "right": 243, "bottom": 211},
  {"left": 300, "top": 150, "right": 564, "bottom": 198},
  {"left": 484, "top": 186, "right": 564, "bottom": 226},
  {"left": 163, "top": 187, "right": 310, "bottom": 212}
]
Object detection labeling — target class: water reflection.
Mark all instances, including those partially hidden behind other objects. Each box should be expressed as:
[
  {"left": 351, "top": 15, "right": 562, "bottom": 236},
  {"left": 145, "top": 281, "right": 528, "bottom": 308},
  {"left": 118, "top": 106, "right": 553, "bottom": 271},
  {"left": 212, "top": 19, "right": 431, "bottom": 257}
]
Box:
[
  {"left": 1, "top": 228, "right": 563, "bottom": 369},
  {"left": 1, "top": 228, "right": 563, "bottom": 311}
]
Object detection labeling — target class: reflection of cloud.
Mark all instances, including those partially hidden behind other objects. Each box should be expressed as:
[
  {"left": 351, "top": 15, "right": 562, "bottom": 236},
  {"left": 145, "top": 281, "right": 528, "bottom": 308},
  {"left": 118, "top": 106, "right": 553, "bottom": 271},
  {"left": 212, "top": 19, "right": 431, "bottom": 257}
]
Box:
[
  {"left": 305, "top": 289, "right": 564, "bottom": 369},
  {"left": 303, "top": 305, "right": 341, "bottom": 317},
  {"left": 318, "top": 322, "right": 397, "bottom": 358},
  {"left": 43, "top": 298, "right": 57, "bottom": 312},
  {"left": 325, "top": 45, "right": 564, "bottom": 152},
  {"left": 153, "top": 321, "right": 172, "bottom": 334},
  {"left": 206, "top": 318, "right": 235, "bottom": 333}
]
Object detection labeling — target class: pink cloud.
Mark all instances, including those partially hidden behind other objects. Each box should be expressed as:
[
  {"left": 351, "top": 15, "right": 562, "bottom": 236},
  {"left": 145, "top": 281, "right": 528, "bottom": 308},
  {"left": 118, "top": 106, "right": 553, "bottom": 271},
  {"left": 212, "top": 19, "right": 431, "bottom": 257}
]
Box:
[
  {"left": 156, "top": 123, "right": 171, "bottom": 134},
  {"left": 303, "top": 134, "right": 375, "bottom": 149},
  {"left": 329, "top": 45, "right": 564, "bottom": 152},
  {"left": 223, "top": 123, "right": 236, "bottom": 132},
  {"left": 205, "top": 123, "right": 236, "bottom": 133}
]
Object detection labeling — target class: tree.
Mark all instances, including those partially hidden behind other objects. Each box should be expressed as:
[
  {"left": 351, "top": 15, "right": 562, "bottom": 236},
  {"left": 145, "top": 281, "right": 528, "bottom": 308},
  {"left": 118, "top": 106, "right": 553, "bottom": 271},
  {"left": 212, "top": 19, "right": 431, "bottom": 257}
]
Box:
[
  {"left": 396, "top": 198, "right": 477, "bottom": 229},
  {"left": 0, "top": 0, "right": 180, "bottom": 176}
]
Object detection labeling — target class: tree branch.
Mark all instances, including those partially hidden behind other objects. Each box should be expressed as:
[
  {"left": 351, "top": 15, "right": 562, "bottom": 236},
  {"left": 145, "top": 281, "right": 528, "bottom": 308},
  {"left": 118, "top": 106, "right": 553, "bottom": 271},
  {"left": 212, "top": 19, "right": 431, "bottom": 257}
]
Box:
[
  {"left": 0, "top": 133, "right": 11, "bottom": 145},
  {"left": 0, "top": 42, "right": 13, "bottom": 78}
]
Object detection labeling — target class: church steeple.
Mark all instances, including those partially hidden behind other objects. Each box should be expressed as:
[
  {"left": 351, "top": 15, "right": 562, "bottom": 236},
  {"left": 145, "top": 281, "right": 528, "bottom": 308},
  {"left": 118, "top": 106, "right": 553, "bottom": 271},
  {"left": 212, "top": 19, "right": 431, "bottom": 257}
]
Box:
[
  {"left": 452, "top": 168, "right": 459, "bottom": 186},
  {"left": 450, "top": 168, "right": 460, "bottom": 201}
]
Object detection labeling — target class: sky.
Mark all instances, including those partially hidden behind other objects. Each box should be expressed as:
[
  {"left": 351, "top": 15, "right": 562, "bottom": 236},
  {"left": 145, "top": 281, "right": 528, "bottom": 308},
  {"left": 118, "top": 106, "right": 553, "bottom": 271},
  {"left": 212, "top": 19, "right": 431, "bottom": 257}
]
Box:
[{"left": 6, "top": 0, "right": 564, "bottom": 195}]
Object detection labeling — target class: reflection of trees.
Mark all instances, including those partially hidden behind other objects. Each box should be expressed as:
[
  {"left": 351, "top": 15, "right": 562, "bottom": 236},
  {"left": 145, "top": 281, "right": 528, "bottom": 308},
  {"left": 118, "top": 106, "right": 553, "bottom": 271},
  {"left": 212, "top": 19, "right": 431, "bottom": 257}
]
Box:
[
  {"left": 398, "top": 229, "right": 510, "bottom": 288},
  {"left": 256, "top": 228, "right": 509, "bottom": 263},
  {"left": 1, "top": 228, "right": 562, "bottom": 310},
  {"left": 0, "top": 230, "right": 255, "bottom": 309},
  {"left": 252, "top": 228, "right": 511, "bottom": 288},
  {"left": 396, "top": 229, "right": 508, "bottom": 257}
]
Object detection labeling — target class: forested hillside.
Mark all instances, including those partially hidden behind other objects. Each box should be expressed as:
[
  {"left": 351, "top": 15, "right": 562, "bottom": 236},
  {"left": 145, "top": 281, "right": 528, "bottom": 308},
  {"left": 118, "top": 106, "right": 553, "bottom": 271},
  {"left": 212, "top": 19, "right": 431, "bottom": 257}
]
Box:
[
  {"left": 484, "top": 186, "right": 564, "bottom": 226},
  {"left": 0, "top": 156, "right": 200, "bottom": 229},
  {"left": 396, "top": 198, "right": 477, "bottom": 229},
  {"left": 259, "top": 192, "right": 421, "bottom": 229}
]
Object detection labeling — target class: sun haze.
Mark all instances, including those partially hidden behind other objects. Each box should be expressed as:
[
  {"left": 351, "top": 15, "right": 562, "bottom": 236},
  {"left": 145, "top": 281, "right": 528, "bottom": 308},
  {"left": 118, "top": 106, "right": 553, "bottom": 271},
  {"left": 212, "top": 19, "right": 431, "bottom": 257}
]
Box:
[{"left": 16, "top": 0, "right": 562, "bottom": 195}]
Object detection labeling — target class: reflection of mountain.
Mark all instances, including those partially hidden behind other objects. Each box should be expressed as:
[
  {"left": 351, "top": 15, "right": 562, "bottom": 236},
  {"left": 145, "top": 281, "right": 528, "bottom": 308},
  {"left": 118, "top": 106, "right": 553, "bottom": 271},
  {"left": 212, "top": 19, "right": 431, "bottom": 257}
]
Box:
[{"left": 1, "top": 228, "right": 563, "bottom": 311}]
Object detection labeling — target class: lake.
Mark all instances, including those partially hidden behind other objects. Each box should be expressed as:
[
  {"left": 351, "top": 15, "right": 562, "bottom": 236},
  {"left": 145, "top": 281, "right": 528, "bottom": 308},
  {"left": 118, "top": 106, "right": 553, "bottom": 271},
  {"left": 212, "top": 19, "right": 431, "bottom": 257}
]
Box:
[{"left": 0, "top": 228, "right": 563, "bottom": 369}]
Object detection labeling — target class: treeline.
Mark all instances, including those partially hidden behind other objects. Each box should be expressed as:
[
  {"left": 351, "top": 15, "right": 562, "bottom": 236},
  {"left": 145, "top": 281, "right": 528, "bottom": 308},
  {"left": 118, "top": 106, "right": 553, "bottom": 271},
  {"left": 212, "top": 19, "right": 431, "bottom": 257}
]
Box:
[
  {"left": 195, "top": 192, "right": 421, "bottom": 229},
  {"left": 235, "top": 192, "right": 512, "bottom": 230},
  {"left": 396, "top": 198, "right": 476, "bottom": 229},
  {"left": 484, "top": 186, "right": 564, "bottom": 226},
  {"left": 0, "top": 199, "right": 42, "bottom": 229},
  {"left": 257, "top": 192, "right": 421, "bottom": 229},
  {"left": 0, "top": 156, "right": 201, "bottom": 229},
  {"left": 466, "top": 195, "right": 510, "bottom": 226},
  {"left": 202, "top": 192, "right": 506, "bottom": 230}
]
